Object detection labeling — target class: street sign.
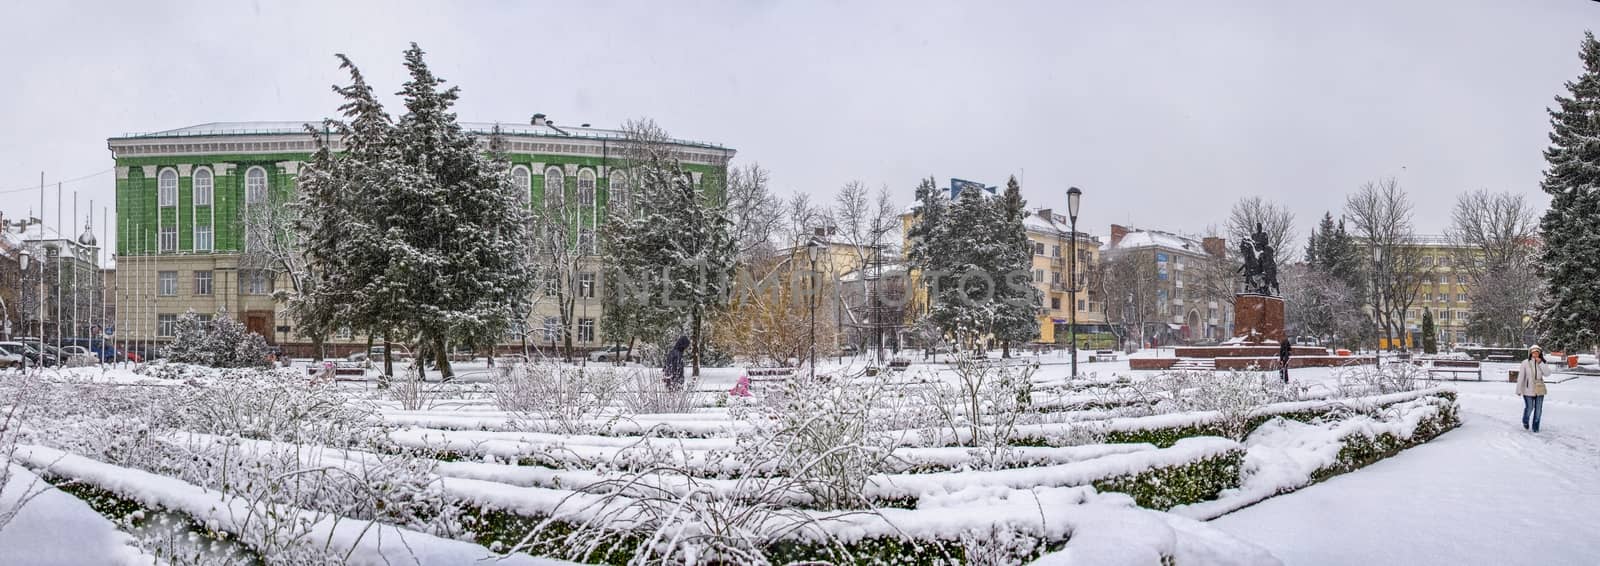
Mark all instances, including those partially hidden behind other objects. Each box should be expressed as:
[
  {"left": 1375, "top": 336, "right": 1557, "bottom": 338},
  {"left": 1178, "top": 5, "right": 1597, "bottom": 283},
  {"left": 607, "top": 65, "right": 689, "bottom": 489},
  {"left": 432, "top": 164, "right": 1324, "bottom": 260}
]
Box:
[{"left": 104, "top": 325, "right": 114, "bottom": 337}]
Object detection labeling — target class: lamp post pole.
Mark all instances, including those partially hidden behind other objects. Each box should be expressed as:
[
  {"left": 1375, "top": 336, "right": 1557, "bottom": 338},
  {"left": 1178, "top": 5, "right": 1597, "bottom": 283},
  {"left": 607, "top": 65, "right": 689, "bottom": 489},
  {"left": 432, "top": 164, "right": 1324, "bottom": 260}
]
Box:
[
  {"left": 1067, "top": 187, "right": 1083, "bottom": 378},
  {"left": 807, "top": 238, "right": 824, "bottom": 380},
  {"left": 1373, "top": 245, "right": 1383, "bottom": 368}
]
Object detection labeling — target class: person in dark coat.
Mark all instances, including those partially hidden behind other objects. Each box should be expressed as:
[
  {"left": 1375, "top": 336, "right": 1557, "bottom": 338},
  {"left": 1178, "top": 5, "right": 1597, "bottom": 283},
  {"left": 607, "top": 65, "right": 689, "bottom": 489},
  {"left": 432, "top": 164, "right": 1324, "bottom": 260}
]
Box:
[
  {"left": 663, "top": 335, "right": 690, "bottom": 391},
  {"left": 1278, "top": 337, "right": 1293, "bottom": 383}
]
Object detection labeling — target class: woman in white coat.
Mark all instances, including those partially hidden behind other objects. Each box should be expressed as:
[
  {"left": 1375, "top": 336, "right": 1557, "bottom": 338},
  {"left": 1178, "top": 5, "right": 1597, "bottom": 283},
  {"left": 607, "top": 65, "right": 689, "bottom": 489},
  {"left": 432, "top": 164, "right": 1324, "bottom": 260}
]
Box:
[{"left": 1517, "top": 345, "right": 1551, "bottom": 432}]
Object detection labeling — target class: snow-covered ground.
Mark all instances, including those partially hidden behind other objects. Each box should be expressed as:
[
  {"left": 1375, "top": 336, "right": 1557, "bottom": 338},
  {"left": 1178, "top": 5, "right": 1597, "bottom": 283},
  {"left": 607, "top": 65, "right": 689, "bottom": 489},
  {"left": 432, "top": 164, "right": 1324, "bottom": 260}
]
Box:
[
  {"left": 1212, "top": 366, "right": 1600, "bottom": 565},
  {"left": 0, "top": 464, "right": 147, "bottom": 565},
  {"left": 2, "top": 353, "right": 1592, "bottom": 565}
]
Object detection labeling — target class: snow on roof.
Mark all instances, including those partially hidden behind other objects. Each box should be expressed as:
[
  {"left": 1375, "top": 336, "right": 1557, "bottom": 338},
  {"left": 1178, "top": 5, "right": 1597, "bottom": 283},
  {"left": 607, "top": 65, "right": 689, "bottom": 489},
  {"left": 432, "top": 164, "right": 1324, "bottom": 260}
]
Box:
[
  {"left": 1113, "top": 229, "right": 1206, "bottom": 253},
  {"left": 115, "top": 121, "right": 730, "bottom": 150}
]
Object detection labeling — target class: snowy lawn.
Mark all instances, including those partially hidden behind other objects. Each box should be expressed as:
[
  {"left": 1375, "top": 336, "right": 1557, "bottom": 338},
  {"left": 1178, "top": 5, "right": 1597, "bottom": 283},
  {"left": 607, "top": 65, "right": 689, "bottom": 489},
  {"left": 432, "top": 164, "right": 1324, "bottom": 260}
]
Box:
[
  {"left": 0, "top": 354, "right": 1491, "bottom": 565},
  {"left": 1210, "top": 371, "right": 1600, "bottom": 565}
]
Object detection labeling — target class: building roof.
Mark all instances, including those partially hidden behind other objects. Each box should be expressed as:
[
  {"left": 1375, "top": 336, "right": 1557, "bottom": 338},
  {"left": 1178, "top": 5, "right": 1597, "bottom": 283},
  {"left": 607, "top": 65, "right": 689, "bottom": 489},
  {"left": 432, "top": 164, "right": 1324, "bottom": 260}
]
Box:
[
  {"left": 113, "top": 120, "right": 731, "bottom": 151},
  {"left": 1024, "top": 209, "right": 1100, "bottom": 244},
  {"left": 1113, "top": 229, "right": 1209, "bottom": 255}
]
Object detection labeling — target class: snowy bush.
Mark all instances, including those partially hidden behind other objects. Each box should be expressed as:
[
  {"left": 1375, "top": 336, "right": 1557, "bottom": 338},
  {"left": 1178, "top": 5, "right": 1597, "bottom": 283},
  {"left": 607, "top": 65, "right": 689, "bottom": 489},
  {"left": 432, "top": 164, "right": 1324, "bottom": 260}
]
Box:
[
  {"left": 161, "top": 310, "right": 274, "bottom": 368},
  {"left": 916, "top": 358, "right": 1039, "bottom": 467},
  {"left": 177, "top": 373, "right": 370, "bottom": 444},
  {"left": 618, "top": 368, "right": 704, "bottom": 414},
  {"left": 733, "top": 370, "right": 902, "bottom": 510},
  {"left": 1335, "top": 362, "right": 1422, "bottom": 396},
  {"left": 491, "top": 362, "right": 628, "bottom": 433}
]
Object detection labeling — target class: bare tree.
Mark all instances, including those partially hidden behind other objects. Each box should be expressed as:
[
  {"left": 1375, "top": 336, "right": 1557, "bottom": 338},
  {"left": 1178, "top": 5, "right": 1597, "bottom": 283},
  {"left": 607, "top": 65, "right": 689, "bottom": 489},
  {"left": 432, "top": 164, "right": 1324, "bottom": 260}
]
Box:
[
  {"left": 1446, "top": 189, "right": 1541, "bottom": 345},
  {"left": 1344, "top": 178, "right": 1430, "bottom": 350},
  {"left": 831, "top": 181, "right": 900, "bottom": 362},
  {"left": 1227, "top": 196, "right": 1298, "bottom": 264},
  {"left": 1100, "top": 250, "right": 1161, "bottom": 349},
  {"left": 725, "top": 163, "right": 781, "bottom": 261}
]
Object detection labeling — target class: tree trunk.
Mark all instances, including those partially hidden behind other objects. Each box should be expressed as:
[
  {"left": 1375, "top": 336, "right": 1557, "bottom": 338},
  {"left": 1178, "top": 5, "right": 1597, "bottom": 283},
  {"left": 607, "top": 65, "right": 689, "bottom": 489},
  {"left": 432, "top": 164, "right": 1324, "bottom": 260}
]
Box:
[
  {"left": 691, "top": 308, "right": 703, "bottom": 377},
  {"left": 381, "top": 333, "right": 392, "bottom": 387},
  {"left": 434, "top": 336, "right": 453, "bottom": 379}
]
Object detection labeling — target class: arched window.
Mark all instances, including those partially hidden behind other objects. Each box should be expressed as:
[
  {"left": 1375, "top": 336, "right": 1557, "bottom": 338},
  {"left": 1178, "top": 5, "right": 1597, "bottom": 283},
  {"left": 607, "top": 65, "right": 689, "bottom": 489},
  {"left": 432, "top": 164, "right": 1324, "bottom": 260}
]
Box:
[
  {"left": 544, "top": 167, "right": 564, "bottom": 208},
  {"left": 192, "top": 167, "right": 213, "bottom": 206},
  {"left": 158, "top": 168, "right": 178, "bottom": 207},
  {"left": 245, "top": 167, "right": 268, "bottom": 204},
  {"left": 510, "top": 165, "right": 531, "bottom": 204},
  {"left": 577, "top": 169, "right": 596, "bottom": 207},
  {"left": 609, "top": 169, "right": 629, "bottom": 211}
]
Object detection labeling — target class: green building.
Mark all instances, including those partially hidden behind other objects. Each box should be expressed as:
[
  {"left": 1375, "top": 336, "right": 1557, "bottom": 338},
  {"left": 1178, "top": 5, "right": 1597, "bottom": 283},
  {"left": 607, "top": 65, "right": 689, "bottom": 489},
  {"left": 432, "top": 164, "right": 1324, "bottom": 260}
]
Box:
[{"left": 109, "top": 119, "right": 734, "bottom": 353}]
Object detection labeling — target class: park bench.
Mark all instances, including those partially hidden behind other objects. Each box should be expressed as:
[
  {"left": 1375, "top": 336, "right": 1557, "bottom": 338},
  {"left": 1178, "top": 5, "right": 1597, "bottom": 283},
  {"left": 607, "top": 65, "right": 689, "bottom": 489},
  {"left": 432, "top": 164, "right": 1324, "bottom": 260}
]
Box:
[
  {"left": 1426, "top": 359, "right": 1482, "bottom": 381},
  {"left": 747, "top": 367, "right": 796, "bottom": 377},
  {"left": 888, "top": 358, "right": 912, "bottom": 371},
  {"left": 306, "top": 363, "right": 369, "bottom": 380},
  {"left": 1089, "top": 349, "right": 1121, "bottom": 363},
  {"left": 1485, "top": 354, "right": 1517, "bottom": 363}
]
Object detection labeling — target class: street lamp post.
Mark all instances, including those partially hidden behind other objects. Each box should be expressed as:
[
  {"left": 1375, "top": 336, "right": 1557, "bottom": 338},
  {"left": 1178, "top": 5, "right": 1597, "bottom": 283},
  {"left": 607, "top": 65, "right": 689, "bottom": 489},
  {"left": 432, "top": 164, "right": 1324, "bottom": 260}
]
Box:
[
  {"left": 1067, "top": 187, "right": 1083, "bottom": 378},
  {"left": 806, "top": 238, "right": 824, "bottom": 380},
  {"left": 1372, "top": 245, "right": 1383, "bottom": 367},
  {"left": 15, "top": 248, "right": 30, "bottom": 371}
]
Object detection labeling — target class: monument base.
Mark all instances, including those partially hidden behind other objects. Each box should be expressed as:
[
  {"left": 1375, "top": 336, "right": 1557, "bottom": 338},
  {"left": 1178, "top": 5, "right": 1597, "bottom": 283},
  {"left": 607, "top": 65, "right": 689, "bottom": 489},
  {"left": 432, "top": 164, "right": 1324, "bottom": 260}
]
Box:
[{"left": 1233, "top": 294, "right": 1286, "bottom": 344}]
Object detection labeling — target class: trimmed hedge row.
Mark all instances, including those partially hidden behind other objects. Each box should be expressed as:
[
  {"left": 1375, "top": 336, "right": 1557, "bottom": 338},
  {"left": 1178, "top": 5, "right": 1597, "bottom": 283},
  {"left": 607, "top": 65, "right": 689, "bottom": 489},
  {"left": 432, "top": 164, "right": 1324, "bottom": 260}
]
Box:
[
  {"left": 1310, "top": 394, "right": 1460, "bottom": 483},
  {"left": 459, "top": 504, "right": 1063, "bottom": 566},
  {"left": 1093, "top": 449, "right": 1246, "bottom": 510},
  {"left": 43, "top": 475, "right": 261, "bottom": 563}
]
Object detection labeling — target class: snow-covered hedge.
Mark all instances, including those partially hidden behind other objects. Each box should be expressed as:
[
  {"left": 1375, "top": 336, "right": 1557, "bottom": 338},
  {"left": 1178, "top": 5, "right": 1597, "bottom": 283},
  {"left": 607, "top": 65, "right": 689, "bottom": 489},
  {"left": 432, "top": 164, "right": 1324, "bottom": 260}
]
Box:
[
  {"left": 1171, "top": 391, "right": 1460, "bottom": 520},
  {"left": 12, "top": 445, "right": 573, "bottom": 566}
]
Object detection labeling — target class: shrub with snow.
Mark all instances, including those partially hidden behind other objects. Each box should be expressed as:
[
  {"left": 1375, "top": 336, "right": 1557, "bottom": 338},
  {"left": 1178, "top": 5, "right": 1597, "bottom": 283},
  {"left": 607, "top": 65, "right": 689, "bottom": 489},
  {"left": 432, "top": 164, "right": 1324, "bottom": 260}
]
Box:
[{"left": 161, "top": 310, "right": 274, "bottom": 368}]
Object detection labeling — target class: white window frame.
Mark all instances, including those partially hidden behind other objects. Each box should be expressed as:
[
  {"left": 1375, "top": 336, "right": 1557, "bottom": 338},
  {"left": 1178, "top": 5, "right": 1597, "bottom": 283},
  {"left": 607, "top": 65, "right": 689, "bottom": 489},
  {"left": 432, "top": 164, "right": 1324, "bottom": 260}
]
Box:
[
  {"left": 577, "top": 169, "right": 596, "bottom": 207},
  {"left": 159, "top": 226, "right": 177, "bottom": 252},
  {"left": 578, "top": 272, "right": 596, "bottom": 298},
  {"left": 245, "top": 166, "right": 269, "bottom": 204},
  {"left": 542, "top": 316, "right": 561, "bottom": 342},
  {"left": 543, "top": 167, "right": 564, "bottom": 208},
  {"left": 609, "top": 170, "right": 629, "bottom": 211},
  {"left": 194, "top": 270, "right": 213, "bottom": 296},
  {"left": 192, "top": 167, "right": 213, "bottom": 206},
  {"left": 158, "top": 168, "right": 178, "bottom": 207},
  {"left": 194, "top": 223, "right": 213, "bottom": 251},
  {"left": 510, "top": 165, "right": 531, "bottom": 204},
  {"left": 157, "top": 271, "right": 177, "bottom": 296},
  {"left": 157, "top": 314, "right": 178, "bottom": 338},
  {"left": 578, "top": 318, "right": 595, "bottom": 343}
]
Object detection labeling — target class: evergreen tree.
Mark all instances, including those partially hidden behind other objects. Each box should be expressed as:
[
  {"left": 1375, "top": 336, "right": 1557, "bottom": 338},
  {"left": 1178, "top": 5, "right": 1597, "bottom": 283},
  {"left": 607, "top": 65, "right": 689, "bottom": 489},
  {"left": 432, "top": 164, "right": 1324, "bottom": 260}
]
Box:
[
  {"left": 991, "top": 177, "right": 1043, "bottom": 356},
  {"left": 1537, "top": 32, "right": 1600, "bottom": 352},
  {"left": 388, "top": 43, "right": 535, "bottom": 378},
  {"left": 600, "top": 124, "right": 736, "bottom": 376},
  {"left": 1421, "top": 308, "right": 1437, "bottom": 354}
]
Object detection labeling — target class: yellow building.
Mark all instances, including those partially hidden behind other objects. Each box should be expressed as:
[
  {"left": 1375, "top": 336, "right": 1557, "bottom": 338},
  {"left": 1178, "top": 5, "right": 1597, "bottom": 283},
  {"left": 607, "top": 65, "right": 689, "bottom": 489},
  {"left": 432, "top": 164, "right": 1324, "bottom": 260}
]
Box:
[
  {"left": 1398, "top": 235, "right": 1474, "bottom": 347},
  {"left": 1025, "top": 209, "right": 1107, "bottom": 344}
]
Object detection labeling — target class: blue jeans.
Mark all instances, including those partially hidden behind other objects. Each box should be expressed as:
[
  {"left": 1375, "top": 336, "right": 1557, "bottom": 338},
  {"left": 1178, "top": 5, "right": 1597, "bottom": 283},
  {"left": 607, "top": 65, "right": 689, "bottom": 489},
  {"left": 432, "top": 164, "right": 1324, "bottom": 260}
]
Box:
[{"left": 1522, "top": 395, "right": 1544, "bottom": 432}]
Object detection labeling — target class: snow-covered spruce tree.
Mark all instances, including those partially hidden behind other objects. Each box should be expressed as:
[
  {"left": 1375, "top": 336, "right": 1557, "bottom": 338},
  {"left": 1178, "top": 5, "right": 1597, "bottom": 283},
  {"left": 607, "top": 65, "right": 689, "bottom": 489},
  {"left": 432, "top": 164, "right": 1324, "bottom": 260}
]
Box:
[
  {"left": 386, "top": 43, "right": 535, "bottom": 378},
  {"left": 600, "top": 119, "right": 735, "bottom": 376},
  {"left": 1537, "top": 32, "right": 1600, "bottom": 353},
  {"left": 991, "top": 177, "right": 1042, "bottom": 357},
  {"left": 295, "top": 54, "right": 412, "bottom": 377},
  {"left": 929, "top": 180, "right": 1005, "bottom": 348},
  {"left": 905, "top": 177, "right": 951, "bottom": 346}
]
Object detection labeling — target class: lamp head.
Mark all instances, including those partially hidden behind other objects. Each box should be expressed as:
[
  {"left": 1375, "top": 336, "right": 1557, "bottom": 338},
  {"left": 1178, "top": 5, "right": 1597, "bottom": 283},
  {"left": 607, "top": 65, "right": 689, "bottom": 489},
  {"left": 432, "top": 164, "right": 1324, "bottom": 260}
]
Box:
[
  {"left": 1066, "top": 186, "right": 1083, "bottom": 219},
  {"left": 806, "top": 238, "right": 824, "bottom": 262},
  {"left": 17, "top": 248, "right": 29, "bottom": 270}
]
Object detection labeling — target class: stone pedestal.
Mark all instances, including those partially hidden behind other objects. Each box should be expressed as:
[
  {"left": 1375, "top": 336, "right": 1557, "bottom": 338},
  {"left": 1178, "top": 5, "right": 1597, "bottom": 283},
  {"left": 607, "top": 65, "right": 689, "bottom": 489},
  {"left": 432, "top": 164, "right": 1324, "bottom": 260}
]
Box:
[{"left": 1233, "top": 294, "right": 1285, "bottom": 344}]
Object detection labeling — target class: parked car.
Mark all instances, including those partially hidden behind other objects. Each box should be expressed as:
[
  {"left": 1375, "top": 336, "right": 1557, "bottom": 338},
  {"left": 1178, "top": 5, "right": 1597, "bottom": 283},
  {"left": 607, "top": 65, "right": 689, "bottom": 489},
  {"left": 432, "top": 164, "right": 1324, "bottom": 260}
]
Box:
[
  {"left": 62, "top": 338, "right": 121, "bottom": 362},
  {"left": 0, "top": 341, "right": 55, "bottom": 367},
  {"left": 59, "top": 345, "right": 100, "bottom": 367},
  {"left": 588, "top": 345, "right": 636, "bottom": 363},
  {"left": 0, "top": 343, "right": 25, "bottom": 368}
]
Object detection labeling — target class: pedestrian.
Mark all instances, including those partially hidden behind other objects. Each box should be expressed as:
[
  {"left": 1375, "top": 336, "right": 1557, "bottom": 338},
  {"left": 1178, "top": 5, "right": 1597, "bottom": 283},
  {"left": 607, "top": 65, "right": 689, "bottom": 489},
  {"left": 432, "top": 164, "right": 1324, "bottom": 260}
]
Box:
[
  {"left": 1518, "top": 345, "right": 1551, "bottom": 432},
  {"left": 1278, "top": 337, "right": 1293, "bottom": 383},
  {"left": 663, "top": 334, "right": 689, "bottom": 391}
]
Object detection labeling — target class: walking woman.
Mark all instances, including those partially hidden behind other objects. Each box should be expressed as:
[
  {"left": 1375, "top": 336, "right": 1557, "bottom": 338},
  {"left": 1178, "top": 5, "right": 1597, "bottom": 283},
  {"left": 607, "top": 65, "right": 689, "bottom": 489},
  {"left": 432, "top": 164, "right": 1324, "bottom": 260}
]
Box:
[{"left": 1518, "top": 345, "right": 1551, "bottom": 432}]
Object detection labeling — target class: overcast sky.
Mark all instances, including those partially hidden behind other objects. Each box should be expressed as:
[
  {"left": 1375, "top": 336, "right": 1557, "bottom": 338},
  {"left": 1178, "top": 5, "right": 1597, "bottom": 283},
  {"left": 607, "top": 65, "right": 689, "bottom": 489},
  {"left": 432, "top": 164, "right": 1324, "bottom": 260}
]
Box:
[{"left": 1, "top": 0, "right": 1595, "bottom": 256}]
